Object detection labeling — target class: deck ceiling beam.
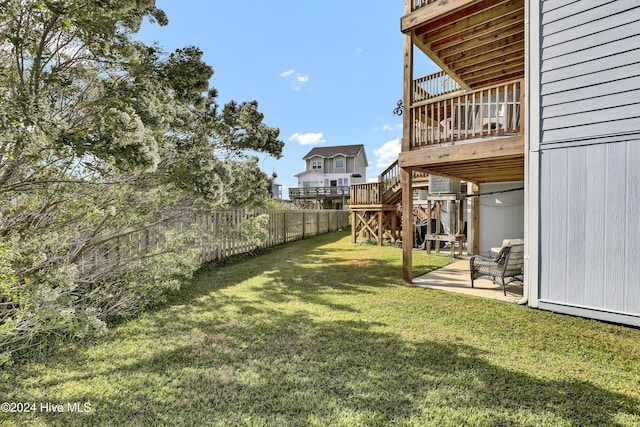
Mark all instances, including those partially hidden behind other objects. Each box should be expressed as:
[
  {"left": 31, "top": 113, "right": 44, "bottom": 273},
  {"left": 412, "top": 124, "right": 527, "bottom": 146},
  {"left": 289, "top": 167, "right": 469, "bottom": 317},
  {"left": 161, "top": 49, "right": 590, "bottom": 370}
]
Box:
[
  {"left": 416, "top": 0, "right": 520, "bottom": 39},
  {"left": 460, "top": 61, "right": 524, "bottom": 83},
  {"left": 433, "top": 21, "right": 523, "bottom": 58},
  {"left": 428, "top": 9, "right": 524, "bottom": 52},
  {"left": 465, "top": 70, "right": 524, "bottom": 87},
  {"left": 401, "top": 0, "right": 483, "bottom": 34},
  {"left": 404, "top": 0, "right": 525, "bottom": 89},
  {"left": 452, "top": 44, "right": 524, "bottom": 72},
  {"left": 442, "top": 32, "right": 524, "bottom": 65},
  {"left": 458, "top": 49, "right": 525, "bottom": 74}
]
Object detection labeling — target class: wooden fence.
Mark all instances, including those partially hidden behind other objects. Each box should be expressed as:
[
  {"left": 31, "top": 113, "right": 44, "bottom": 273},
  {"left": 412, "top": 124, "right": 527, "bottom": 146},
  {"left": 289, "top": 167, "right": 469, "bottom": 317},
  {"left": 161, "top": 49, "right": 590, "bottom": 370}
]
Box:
[
  {"left": 185, "top": 209, "right": 349, "bottom": 263},
  {"left": 1, "top": 209, "right": 349, "bottom": 320},
  {"left": 76, "top": 209, "right": 349, "bottom": 277}
]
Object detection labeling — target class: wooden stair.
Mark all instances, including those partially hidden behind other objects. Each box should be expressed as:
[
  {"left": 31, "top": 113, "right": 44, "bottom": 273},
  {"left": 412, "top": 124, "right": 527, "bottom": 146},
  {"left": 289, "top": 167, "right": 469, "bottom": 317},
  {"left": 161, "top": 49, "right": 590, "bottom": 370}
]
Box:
[{"left": 348, "top": 160, "right": 430, "bottom": 246}]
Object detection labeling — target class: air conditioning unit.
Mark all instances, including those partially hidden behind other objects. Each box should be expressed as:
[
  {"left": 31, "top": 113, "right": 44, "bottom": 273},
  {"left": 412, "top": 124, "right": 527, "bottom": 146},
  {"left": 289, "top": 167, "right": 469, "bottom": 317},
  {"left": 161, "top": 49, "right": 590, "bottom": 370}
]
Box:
[{"left": 429, "top": 175, "right": 461, "bottom": 194}]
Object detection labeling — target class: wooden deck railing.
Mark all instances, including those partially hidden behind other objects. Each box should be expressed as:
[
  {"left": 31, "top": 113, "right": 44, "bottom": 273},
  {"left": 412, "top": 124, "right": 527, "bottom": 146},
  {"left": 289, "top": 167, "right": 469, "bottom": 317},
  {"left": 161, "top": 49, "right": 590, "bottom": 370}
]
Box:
[
  {"left": 289, "top": 186, "right": 350, "bottom": 199},
  {"left": 412, "top": 71, "right": 463, "bottom": 103},
  {"left": 379, "top": 160, "right": 401, "bottom": 196},
  {"left": 410, "top": 79, "right": 523, "bottom": 149},
  {"left": 349, "top": 182, "right": 383, "bottom": 205},
  {"left": 349, "top": 161, "right": 431, "bottom": 206}
]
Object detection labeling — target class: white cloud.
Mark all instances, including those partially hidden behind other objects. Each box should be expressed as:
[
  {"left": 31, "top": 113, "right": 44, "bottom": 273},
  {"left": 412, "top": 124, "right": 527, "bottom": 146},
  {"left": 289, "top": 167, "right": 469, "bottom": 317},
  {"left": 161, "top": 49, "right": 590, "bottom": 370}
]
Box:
[
  {"left": 289, "top": 132, "right": 326, "bottom": 146},
  {"left": 374, "top": 138, "right": 401, "bottom": 168},
  {"left": 280, "top": 69, "right": 310, "bottom": 91},
  {"left": 374, "top": 123, "right": 403, "bottom": 132}
]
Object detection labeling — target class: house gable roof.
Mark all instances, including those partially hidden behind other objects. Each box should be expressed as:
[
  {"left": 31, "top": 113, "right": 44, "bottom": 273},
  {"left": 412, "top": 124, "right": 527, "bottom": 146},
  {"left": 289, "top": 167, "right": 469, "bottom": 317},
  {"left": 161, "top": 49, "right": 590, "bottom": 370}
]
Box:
[{"left": 302, "top": 144, "right": 368, "bottom": 166}]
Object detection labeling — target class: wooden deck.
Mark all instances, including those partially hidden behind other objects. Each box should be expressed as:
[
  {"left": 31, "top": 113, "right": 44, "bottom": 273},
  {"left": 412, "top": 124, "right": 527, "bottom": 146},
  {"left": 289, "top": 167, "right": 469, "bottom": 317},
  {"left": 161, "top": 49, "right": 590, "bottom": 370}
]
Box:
[
  {"left": 348, "top": 161, "right": 429, "bottom": 246},
  {"left": 398, "top": 0, "right": 525, "bottom": 281},
  {"left": 348, "top": 1, "right": 526, "bottom": 280},
  {"left": 403, "top": 74, "right": 524, "bottom": 183}
]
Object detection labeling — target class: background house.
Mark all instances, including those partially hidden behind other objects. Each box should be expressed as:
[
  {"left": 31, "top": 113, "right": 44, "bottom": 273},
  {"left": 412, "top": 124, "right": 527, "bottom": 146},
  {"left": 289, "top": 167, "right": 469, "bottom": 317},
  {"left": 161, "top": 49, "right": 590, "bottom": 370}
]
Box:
[
  {"left": 289, "top": 144, "right": 368, "bottom": 210},
  {"left": 271, "top": 182, "right": 283, "bottom": 200}
]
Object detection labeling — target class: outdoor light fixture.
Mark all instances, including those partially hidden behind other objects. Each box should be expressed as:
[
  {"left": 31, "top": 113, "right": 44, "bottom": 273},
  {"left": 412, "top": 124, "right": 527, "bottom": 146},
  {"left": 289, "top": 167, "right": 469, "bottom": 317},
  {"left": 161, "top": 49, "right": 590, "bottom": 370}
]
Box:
[{"left": 393, "top": 99, "right": 403, "bottom": 116}]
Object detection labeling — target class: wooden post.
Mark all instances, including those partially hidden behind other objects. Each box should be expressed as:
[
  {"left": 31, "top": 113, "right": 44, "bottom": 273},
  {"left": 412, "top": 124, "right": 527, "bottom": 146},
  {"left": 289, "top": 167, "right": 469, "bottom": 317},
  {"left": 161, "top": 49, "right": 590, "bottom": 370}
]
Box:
[
  {"left": 401, "top": 167, "right": 413, "bottom": 283},
  {"left": 302, "top": 211, "right": 306, "bottom": 238},
  {"left": 351, "top": 210, "right": 357, "bottom": 243},
  {"left": 458, "top": 198, "right": 464, "bottom": 255},
  {"left": 402, "top": 33, "right": 413, "bottom": 153},
  {"left": 377, "top": 210, "right": 384, "bottom": 246},
  {"left": 470, "top": 182, "right": 480, "bottom": 255},
  {"left": 401, "top": 12, "right": 414, "bottom": 283},
  {"left": 449, "top": 199, "right": 455, "bottom": 257},
  {"left": 426, "top": 201, "right": 432, "bottom": 254},
  {"left": 435, "top": 201, "right": 441, "bottom": 253},
  {"left": 392, "top": 209, "right": 398, "bottom": 242},
  {"left": 283, "top": 212, "right": 287, "bottom": 243}
]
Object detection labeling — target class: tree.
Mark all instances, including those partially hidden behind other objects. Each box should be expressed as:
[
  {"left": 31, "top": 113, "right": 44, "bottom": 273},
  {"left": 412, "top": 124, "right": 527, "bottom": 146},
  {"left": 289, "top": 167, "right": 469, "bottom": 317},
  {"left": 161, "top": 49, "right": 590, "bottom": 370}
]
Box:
[{"left": 0, "top": 0, "right": 284, "bottom": 360}]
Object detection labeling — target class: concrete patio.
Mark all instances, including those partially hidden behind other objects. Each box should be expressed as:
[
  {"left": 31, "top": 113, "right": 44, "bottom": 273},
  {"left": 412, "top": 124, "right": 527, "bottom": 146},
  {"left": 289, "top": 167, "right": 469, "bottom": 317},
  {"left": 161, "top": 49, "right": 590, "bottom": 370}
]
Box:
[{"left": 413, "top": 259, "right": 524, "bottom": 303}]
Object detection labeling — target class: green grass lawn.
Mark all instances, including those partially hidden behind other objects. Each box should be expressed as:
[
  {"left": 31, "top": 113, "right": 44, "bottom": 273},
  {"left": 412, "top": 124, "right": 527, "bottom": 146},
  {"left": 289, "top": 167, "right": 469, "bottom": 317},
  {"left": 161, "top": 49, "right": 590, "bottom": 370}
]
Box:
[{"left": 2, "top": 230, "right": 639, "bottom": 426}]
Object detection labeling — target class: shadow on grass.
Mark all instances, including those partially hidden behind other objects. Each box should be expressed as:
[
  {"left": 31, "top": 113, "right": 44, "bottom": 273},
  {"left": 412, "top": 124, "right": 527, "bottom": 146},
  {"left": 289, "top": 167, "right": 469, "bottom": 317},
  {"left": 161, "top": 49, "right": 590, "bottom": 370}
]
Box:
[
  {"left": 3, "top": 231, "right": 639, "bottom": 426},
  {"left": 17, "top": 307, "right": 640, "bottom": 426},
  {"left": 174, "top": 231, "right": 410, "bottom": 314}
]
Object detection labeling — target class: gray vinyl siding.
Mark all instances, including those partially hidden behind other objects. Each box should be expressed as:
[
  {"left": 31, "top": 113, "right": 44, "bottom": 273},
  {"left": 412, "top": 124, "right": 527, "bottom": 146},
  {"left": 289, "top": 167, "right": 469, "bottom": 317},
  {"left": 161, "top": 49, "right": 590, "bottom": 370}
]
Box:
[
  {"left": 324, "top": 159, "right": 333, "bottom": 174},
  {"left": 540, "top": 0, "right": 640, "bottom": 147},
  {"left": 539, "top": 142, "right": 640, "bottom": 317},
  {"left": 347, "top": 157, "right": 355, "bottom": 174},
  {"left": 537, "top": 0, "right": 640, "bottom": 323}
]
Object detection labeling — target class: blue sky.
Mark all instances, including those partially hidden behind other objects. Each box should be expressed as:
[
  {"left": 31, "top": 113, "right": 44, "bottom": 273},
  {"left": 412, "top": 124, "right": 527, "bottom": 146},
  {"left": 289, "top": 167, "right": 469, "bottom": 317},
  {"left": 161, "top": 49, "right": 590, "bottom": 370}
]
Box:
[{"left": 136, "top": 1, "right": 437, "bottom": 194}]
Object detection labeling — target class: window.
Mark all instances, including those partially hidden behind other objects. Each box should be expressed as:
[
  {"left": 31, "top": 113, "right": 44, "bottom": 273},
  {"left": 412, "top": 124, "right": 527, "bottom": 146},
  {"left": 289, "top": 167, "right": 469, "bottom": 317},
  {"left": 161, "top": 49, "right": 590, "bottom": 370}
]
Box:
[
  {"left": 311, "top": 160, "right": 322, "bottom": 170},
  {"left": 334, "top": 158, "right": 345, "bottom": 170}
]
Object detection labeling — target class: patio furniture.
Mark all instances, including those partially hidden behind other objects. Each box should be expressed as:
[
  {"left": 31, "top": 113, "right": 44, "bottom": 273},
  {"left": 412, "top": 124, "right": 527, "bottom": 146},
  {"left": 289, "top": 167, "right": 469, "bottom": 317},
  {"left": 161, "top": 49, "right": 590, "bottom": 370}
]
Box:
[
  {"left": 489, "top": 238, "right": 524, "bottom": 258},
  {"left": 470, "top": 243, "right": 524, "bottom": 295}
]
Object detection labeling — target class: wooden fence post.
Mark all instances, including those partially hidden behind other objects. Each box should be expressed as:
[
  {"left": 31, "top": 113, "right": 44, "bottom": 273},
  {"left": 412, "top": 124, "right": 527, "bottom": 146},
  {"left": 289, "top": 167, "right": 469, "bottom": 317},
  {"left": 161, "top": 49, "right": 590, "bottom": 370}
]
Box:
[{"left": 283, "top": 212, "right": 287, "bottom": 243}]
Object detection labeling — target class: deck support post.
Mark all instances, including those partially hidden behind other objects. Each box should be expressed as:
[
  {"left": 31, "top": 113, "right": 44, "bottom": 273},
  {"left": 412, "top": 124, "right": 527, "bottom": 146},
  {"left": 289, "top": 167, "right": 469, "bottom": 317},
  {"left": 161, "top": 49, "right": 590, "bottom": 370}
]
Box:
[
  {"left": 401, "top": 25, "right": 414, "bottom": 283},
  {"left": 350, "top": 210, "right": 356, "bottom": 243},
  {"left": 377, "top": 210, "right": 384, "bottom": 246},
  {"left": 469, "top": 182, "right": 480, "bottom": 255},
  {"left": 401, "top": 167, "right": 413, "bottom": 283}
]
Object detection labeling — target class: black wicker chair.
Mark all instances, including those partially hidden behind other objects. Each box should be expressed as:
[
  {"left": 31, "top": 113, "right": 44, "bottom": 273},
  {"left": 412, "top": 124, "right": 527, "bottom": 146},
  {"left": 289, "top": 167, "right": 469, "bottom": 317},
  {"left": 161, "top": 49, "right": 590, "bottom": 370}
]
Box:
[{"left": 470, "top": 243, "right": 524, "bottom": 295}]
